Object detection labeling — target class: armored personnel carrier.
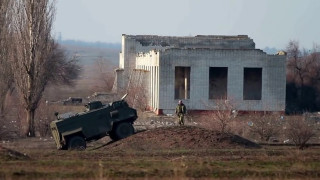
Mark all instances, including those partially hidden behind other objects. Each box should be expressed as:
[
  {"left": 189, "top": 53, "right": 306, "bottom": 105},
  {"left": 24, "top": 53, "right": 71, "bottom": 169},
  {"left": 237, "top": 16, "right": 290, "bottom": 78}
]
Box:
[{"left": 50, "top": 94, "right": 137, "bottom": 150}]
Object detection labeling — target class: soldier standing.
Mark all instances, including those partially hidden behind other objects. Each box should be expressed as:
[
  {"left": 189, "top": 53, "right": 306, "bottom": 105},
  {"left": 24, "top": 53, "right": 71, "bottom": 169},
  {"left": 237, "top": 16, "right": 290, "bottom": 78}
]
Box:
[{"left": 175, "top": 100, "right": 186, "bottom": 125}]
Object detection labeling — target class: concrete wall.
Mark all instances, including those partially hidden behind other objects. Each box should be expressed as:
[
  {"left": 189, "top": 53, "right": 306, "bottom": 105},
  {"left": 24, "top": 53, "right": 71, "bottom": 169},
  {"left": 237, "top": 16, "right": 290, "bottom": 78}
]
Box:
[
  {"left": 115, "top": 34, "right": 256, "bottom": 92},
  {"left": 115, "top": 34, "right": 286, "bottom": 114},
  {"left": 136, "top": 51, "right": 160, "bottom": 111},
  {"left": 158, "top": 49, "right": 286, "bottom": 114},
  {"left": 124, "top": 34, "right": 255, "bottom": 49},
  {"left": 115, "top": 35, "right": 167, "bottom": 91}
]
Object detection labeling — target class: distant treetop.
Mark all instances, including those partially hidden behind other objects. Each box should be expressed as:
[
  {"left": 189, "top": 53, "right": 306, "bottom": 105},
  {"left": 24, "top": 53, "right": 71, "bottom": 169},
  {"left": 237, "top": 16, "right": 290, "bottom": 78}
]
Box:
[{"left": 59, "top": 39, "right": 121, "bottom": 49}]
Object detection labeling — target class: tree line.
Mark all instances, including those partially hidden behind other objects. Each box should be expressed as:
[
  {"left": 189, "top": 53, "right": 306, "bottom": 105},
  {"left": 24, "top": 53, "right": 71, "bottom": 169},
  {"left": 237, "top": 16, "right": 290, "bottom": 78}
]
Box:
[
  {"left": 0, "top": 0, "right": 80, "bottom": 137},
  {"left": 286, "top": 41, "right": 320, "bottom": 114}
]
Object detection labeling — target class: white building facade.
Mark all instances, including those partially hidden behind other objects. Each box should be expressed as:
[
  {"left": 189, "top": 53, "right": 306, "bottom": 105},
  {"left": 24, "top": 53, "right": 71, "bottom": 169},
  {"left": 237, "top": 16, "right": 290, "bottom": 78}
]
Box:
[{"left": 114, "top": 34, "right": 286, "bottom": 114}]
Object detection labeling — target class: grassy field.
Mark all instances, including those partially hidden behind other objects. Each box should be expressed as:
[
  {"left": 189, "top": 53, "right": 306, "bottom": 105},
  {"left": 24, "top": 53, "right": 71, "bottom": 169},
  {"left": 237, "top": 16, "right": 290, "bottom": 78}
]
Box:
[{"left": 1, "top": 138, "right": 320, "bottom": 179}]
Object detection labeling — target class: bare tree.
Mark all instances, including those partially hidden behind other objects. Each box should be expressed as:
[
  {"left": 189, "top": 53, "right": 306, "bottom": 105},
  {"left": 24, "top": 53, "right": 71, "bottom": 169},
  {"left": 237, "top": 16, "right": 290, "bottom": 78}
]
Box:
[
  {"left": 125, "top": 69, "right": 149, "bottom": 112},
  {"left": 305, "top": 46, "right": 320, "bottom": 86},
  {"left": 287, "top": 41, "right": 303, "bottom": 86},
  {"left": 46, "top": 42, "right": 81, "bottom": 86},
  {"left": 249, "top": 114, "right": 282, "bottom": 142},
  {"left": 0, "top": 0, "right": 13, "bottom": 114},
  {"left": 286, "top": 41, "right": 320, "bottom": 87},
  {"left": 94, "top": 57, "right": 115, "bottom": 92},
  {"left": 285, "top": 116, "right": 315, "bottom": 149},
  {"left": 34, "top": 100, "right": 56, "bottom": 137},
  {"left": 199, "top": 99, "right": 236, "bottom": 135},
  {"left": 11, "top": 0, "right": 79, "bottom": 137},
  {"left": 286, "top": 41, "right": 320, "bottom": 113},
  {"left": 126, "top": 83, "right": 148, "bottom": 112}
]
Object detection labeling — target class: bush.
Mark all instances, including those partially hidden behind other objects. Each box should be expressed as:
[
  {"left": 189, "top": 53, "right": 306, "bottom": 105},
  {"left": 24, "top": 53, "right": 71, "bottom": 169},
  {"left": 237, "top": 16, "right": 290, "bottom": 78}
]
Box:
[
  {"left": 198, "top": 100, "right": 237, "bottom": 135},
  {"left": 249, "top": 113, "right": 283, "bottom": 142},
  {"left": 285, "top": 116, "right": 315, "bottom": 149}
]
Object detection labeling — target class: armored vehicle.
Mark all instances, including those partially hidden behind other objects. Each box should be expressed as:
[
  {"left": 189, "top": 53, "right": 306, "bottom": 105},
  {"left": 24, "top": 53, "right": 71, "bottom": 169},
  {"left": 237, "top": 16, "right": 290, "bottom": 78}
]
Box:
[{"left": 50, "top": 94, "right": 137, "bottom": 150}]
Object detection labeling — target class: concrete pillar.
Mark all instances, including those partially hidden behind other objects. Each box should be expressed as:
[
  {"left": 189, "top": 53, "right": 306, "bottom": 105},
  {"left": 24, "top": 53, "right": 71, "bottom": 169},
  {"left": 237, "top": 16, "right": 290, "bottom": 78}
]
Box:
[{"left": 184, "top": 69, "right": 188, "bottom": 99}]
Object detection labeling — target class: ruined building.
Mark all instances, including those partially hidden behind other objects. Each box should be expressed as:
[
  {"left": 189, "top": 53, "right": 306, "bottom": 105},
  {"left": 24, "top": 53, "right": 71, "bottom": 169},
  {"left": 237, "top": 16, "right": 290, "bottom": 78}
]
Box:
[{"left": 113, "top": 34, "right": 286, "bottom": 114}]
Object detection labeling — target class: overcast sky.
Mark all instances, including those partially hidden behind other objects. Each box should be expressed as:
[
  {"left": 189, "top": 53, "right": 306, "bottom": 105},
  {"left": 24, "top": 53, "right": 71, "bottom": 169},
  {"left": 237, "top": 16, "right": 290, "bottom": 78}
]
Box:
[{"left": 54, "top": 0, "right": 320, "bottom": 49}]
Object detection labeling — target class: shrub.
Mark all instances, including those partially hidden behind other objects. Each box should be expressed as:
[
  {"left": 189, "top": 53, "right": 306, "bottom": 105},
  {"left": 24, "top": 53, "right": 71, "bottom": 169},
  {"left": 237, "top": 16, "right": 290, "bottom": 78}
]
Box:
[
  {"left": 199, "top": 99, "right": 237, "bottom": 135},
  {"left": 285, "top": 116, "right": 315, "bottom": 149},
  {"left": 249, "top": 113, "right": 283, "bottom": 142}
]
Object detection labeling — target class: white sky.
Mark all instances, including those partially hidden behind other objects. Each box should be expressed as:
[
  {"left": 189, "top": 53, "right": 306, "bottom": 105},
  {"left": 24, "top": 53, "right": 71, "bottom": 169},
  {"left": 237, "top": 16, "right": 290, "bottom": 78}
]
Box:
[{"left": 54, "top": 0, "right": 320, "bottom": 49}]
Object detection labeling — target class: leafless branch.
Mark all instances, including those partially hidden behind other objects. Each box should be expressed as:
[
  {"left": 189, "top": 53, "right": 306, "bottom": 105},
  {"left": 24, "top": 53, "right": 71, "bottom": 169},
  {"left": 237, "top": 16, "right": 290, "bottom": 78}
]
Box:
[
  {"left": 10, "top": 0, "right": 79, "bottom": 137},
  {"left": 0, "top": 0, "right": 14, "bottom": 114},
  {"left": 285, "top": 116, "right": 315, "bottom": 149}
]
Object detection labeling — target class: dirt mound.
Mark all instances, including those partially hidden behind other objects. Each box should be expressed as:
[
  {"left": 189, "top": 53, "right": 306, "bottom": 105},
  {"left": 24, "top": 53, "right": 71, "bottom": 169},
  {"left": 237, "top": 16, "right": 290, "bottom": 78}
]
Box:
[
  {"left": 105, "top": 126, "right": 260, "bottom": 151},
  {"left": 0, "top": 145, "right": 30, "bottom": 161}
]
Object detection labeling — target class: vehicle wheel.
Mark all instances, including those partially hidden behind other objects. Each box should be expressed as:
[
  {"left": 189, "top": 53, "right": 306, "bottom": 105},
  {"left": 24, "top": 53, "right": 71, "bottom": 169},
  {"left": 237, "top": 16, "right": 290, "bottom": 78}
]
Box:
[
  {"left": 109, "top": 131, "right": 117, "bottom": 141},
  {"left": 68, "top": 136, "right": 86, "bottom": 150},
  {"left": 112, "top": 122, "right": 134, "bottom": 140},
  {"left": 61, "top": 145, "right": 68, "bottom": 150}
]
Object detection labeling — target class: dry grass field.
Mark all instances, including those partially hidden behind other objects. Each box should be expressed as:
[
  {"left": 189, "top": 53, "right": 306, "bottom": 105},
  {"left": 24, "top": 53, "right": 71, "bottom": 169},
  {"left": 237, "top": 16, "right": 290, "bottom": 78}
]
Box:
[{"left": 1, "top": 126, "right": 320, "bottom": 180}]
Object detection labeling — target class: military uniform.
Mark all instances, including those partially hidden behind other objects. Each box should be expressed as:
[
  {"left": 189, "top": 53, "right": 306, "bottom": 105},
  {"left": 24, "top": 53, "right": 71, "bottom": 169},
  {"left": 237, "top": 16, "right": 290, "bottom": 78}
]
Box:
[{"left": 175, "top": 102, "right": 186, "bottom": 125}]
